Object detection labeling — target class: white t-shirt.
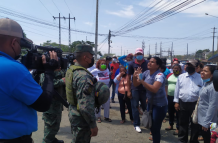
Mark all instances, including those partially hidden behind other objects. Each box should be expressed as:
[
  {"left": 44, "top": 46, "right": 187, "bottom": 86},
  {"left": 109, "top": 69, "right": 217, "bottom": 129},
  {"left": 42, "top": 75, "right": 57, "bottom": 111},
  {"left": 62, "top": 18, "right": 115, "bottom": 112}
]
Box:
[
  {"left": 87, "top": 64, "right": 96, "bottom": 72},
  {"left": 90, "top": 68, "right": 110, "bottom": 86}
]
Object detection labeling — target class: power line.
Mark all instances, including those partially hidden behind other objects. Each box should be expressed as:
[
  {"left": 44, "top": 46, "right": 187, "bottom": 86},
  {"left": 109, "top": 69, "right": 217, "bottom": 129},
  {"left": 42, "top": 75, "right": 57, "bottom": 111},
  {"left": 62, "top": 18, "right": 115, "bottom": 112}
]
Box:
[
  {"left": 64, "top": 0, "right": 74, "bottom": 16},
  {"left": 0, "top": 7, "right": 107, "bottom": 36},
  {"left": 52, "top": 0, "right": 62, "bottom": 13},
  {"left": 38, "top": 0, "right": 53, "bottom": 16}
]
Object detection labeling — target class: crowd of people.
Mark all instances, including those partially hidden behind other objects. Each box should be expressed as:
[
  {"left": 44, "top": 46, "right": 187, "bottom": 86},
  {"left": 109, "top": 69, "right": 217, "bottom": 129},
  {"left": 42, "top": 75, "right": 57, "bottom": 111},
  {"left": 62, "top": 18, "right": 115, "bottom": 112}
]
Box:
[
  {"left": 87, "top": 47, "right": 218, "bottom": 143},
  {"left": 1, "top": 18, "right": 218, "bottom": 143}
]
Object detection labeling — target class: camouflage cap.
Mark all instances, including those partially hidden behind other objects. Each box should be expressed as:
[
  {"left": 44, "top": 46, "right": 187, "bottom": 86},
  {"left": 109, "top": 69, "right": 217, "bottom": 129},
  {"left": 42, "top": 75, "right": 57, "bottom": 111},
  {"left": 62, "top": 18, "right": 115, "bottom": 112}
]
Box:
[
  {"left": 94, "top": 82, "right": 110, "bottom": 106},
  {"left": 74, "top": 44, "right": 95, "bottom": 55}
]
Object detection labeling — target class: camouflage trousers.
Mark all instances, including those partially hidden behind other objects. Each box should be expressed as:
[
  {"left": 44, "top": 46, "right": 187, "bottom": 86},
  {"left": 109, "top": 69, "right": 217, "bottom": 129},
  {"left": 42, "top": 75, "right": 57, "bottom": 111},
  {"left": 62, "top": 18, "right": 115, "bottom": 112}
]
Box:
[
  {"left": 68, "top": 105, "right": 91, "bottom": 143},
  {"left": 42, "top": 98, "right": 62, "bottom": 143}
]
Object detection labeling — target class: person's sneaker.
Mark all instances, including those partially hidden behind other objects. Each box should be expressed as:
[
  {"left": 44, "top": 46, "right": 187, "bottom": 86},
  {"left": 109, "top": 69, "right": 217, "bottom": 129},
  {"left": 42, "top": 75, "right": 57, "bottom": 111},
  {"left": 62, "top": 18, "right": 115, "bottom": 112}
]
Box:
[{"left": 134, "top": 126, "right": 142, "bottom": 133}]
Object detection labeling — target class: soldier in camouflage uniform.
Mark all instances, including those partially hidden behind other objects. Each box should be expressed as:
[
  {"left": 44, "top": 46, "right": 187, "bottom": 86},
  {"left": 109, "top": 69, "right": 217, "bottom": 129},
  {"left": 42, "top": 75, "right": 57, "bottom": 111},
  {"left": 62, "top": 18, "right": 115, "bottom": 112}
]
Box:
[
  {"left": 65, "top": 45, "right": 98, "bottom": 143},
  {"left": 40, "top": 68, "right": 66, "bottom": 143}
]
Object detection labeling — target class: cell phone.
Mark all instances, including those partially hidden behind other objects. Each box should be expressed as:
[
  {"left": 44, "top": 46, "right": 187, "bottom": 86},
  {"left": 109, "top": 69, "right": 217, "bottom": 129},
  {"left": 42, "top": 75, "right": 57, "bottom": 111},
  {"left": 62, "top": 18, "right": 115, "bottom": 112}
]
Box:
[{"left": 139, "top": 73, "right": 143, "bottom": 80}]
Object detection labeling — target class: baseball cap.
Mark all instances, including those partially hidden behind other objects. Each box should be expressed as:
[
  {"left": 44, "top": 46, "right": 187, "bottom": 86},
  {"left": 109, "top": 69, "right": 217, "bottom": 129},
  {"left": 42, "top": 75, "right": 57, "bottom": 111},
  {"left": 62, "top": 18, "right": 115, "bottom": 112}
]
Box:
[
  {"left": 0, "top": 18, "right": 28, "bottom": 40},
  {"left": 187, "top": 59, "right": 198, "bottom": 67},
  {"left": 126, "top": 53, "right": 133, "bottom": 59},
  {"left": 173, "top": 58, "right": 178, "bottom": 61},
  {"left": 106, "top": 56, "right": 112, "bottom": 61},
  {"left": 135, "top": 48, "right": 143, "bottom": 54},
  {"left": 74, "top": 44, "right": 95, "bottom": 55}
]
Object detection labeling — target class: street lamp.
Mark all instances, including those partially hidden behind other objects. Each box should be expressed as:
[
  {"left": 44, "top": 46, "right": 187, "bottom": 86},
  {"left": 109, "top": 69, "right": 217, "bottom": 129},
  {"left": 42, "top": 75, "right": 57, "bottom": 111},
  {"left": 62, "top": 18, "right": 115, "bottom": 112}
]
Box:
[{"left": 205, "top": 13, "right": 218, "bottom": 18}]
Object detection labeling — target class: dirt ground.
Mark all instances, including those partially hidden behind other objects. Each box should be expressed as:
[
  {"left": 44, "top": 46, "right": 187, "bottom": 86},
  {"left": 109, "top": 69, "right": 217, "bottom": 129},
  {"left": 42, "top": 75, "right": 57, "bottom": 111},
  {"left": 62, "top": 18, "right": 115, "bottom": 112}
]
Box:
[{"left": 32, "top": 95, "right": 182, "bottom": 143}]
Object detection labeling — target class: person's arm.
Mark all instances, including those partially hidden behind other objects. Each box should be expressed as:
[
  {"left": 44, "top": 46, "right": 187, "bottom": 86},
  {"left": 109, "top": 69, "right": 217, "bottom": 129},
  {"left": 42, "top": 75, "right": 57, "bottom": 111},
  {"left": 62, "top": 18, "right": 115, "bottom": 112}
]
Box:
[
  {"left": 173, "top": 77, "right": 180, "bottom": 103},
  {"left": 30, "top": 71, "right": 54, "bottom": 112},
  {"left": 114, "top": 74, "right": 121, "bottom": 84},
  {"left": 115, "top": 68, "right": 120, "bottom": 78},
  {"left": 76, "top": 73, "right": 97, "bottom": 129},
  {"left": 140, "top": 79, "right": 162, "bottom": 93},
  {"left": 133, "top": 73, "right": 141, "bottom": 87},
  {"left": 53, "top": 76, "right": 65, "bottom": 88},
  {"left": 165, "top": 78, "right": 168, "bottom": 96},
  {"left": 202, "top": 87, "right": 218, "bottom": 128},
  {"left": 118, "top": 55, "right": 127, "bottom": 66},
  {"left": 165, "top": 86, "right": 168, "bottom": 97}
]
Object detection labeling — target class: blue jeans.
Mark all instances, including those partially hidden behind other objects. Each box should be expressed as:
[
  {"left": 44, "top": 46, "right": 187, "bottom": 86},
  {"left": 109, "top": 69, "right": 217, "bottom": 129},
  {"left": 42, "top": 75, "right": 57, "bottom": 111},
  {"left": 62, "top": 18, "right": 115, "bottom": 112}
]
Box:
[
  {"left": 147, "top": 103, "right": 168, "bottom": 143},
  {"left": 130, "top": 90, "right": 147, "bottom": 127},
  {"left": 109, "top": 79, "right": 116, "bottom": 100}
]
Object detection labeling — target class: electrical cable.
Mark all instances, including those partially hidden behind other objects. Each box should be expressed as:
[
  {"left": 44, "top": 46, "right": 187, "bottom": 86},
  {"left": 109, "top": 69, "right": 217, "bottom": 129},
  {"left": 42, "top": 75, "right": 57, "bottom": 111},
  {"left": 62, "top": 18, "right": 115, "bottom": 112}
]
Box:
[
  {"left": 52, "top": 0, "right": 62, "bottom": 13},
  {"left": 38, "top": 0, "right": 53, "bottom": 16}
]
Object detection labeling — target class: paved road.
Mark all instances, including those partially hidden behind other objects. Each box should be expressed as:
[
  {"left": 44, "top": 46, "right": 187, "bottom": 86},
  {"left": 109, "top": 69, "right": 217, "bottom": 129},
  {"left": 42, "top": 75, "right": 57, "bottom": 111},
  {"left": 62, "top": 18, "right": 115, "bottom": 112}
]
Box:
[{"left": 32, "top": 95, "right": 182, "bottom": 143}]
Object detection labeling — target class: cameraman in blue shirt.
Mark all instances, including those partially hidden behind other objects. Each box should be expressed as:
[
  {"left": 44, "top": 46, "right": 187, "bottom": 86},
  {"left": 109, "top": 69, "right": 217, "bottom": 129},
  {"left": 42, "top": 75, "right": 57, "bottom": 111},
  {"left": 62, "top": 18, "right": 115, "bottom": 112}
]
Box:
[{"left": 0, "top": 18, "right": 58, "bottom": 143}]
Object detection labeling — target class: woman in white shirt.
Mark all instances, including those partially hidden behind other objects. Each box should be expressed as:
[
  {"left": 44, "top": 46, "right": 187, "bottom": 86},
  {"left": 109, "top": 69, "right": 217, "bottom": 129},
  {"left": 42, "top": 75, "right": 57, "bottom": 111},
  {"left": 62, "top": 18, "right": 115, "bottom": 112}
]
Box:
[{"left": 91, "top": 59, "right": 112, "bottom": 123}]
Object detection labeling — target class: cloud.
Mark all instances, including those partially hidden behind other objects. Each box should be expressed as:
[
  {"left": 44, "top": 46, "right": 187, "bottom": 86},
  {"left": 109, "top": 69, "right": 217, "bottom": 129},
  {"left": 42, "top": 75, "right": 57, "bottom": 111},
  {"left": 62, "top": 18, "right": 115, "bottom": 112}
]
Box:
[
  {"left": 84, "top": 22, "right": 93, "bottom": 26},
  {"left": 106, "top": 5, "right": 135, "bottom": 18},
  {"left": 100, "top": 23, "right": 116, "bottom": 28},
  {"left": 138, "top": 0, "right": 218, "bottom": 17},
  {"left": 182, "top": 0, "right": 218, "bottom": 17}
]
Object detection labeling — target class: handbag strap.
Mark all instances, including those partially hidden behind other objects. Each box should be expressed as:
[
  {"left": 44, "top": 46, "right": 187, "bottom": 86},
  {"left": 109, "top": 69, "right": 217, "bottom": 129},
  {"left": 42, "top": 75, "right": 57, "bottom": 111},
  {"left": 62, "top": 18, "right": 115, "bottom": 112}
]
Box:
[{"left": 122, "top": 79, "right": 126, "bottom": 90}]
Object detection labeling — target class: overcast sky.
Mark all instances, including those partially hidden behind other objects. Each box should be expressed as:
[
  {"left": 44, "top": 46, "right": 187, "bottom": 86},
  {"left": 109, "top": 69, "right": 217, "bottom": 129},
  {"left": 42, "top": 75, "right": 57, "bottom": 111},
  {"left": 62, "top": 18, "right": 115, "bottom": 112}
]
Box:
[{"left": 1, "top": 0, "right": 218, "bottom": 56}]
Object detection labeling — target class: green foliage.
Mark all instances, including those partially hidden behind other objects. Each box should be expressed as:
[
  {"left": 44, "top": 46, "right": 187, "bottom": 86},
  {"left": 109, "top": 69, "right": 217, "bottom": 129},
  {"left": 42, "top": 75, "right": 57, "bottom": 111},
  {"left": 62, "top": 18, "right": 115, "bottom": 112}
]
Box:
[{"left": 41, "top": 40, "right": 97, "bottom": 54}]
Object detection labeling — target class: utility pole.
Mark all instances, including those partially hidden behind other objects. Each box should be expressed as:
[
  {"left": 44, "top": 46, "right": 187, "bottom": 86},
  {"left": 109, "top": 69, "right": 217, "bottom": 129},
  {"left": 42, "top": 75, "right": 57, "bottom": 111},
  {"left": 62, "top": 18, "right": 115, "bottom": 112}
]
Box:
[
  {"left": 68, "top": 14, "right": 75, "bottom": 49},
  {"left": 142, "top": 40, "right": 145, "bottom": 56},
  {"left": 212, "top": 27, "right": 217, "bottom": 56},
  {"left": 108, "top": 30, "right": 111, "bottom": 54},
  {"left": 217, "top": 36, "right": 218, "bottom": 54},
  {"left": 149, "top": 45, "right": 150, "bottom": 56},
  {"left": 155, "top": 43, "right": 157, "bottom": 56},
  {"left": 94, "top": 0, "right": 99, "bottom": 59},
  {"left": 171, "top": 42, "right": 173, "bottom": 62},
  {"left": 187, "top": 43, "right": 188, "bottom": 59},
  {"left": 53, "top": 13, "right": 75, "bottom": 48},
  {"left": 160, "top": 42, "right": 162, "bottom": 58}
]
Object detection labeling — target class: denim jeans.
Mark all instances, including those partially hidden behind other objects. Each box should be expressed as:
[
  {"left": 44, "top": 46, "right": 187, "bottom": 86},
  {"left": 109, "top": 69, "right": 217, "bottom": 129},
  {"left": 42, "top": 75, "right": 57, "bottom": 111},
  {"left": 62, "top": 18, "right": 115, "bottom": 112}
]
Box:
[
  {"left": 109, "top": 79, "right": 116, "bottom": 100},
  {"left": 130, "top": 90, "right": 147, "bottom": 127},
  {"left": 147, "top": 103, "right": 168, "bottom": 143}
]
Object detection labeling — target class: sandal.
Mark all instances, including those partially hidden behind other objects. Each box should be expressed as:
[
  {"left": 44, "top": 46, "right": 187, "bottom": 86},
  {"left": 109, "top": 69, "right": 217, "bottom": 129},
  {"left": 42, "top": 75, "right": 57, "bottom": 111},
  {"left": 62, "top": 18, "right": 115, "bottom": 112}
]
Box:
[
  {"left": 97, "top": 118, "right": 102, "bottom": 123},
  {"left": 198, "top": 136, "right": 204, "bottom": 141},
  {"left": 165, "top": 126, "right": 173, "bottom": 131},
  {"left": 104, "top": 118, "right": 112, "bottom": 122},
  {"left": 149, "top": 136, "right": 153, "bottom": 141},
  {"left": 120, "top": 120, "right": 125, "bottom": 124},
  {"left": 125, "top": 109, "right": 129, "bottom": 114}
]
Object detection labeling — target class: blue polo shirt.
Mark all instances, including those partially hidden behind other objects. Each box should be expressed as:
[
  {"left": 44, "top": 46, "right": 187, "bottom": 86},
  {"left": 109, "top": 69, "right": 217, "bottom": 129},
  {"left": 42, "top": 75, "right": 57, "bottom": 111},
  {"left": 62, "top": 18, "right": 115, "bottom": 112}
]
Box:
[
  {"left": 128, "top": 59, "right": 148, "bottom": 90},
  {"left": 0, "top": 51, "right": 42, "bottom": 139}
]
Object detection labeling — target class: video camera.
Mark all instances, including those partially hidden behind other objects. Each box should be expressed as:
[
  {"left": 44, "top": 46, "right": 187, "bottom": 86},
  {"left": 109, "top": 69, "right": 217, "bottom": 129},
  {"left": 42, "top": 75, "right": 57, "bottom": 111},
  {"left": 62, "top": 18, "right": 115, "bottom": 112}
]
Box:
[{"left": 20, "top": 39, "right": 68, "bottom": 70}]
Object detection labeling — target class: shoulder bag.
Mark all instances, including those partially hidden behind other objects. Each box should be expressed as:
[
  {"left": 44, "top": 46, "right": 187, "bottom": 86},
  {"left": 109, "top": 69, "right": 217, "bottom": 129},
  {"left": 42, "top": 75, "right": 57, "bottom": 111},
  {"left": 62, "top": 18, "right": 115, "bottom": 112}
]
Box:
[
  {"left": 142, "top": 93, "right": 153, "bottom": 129},
  {"left": 191, "top": 97, "right": 200, "bottom": 124}
]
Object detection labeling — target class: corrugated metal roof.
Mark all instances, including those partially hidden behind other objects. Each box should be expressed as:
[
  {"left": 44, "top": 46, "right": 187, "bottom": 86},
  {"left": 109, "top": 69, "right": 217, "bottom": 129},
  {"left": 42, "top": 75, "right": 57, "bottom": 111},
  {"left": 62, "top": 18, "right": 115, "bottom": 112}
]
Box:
[{"left": 208, "top": 54, "right": 218, "bottom": 62}]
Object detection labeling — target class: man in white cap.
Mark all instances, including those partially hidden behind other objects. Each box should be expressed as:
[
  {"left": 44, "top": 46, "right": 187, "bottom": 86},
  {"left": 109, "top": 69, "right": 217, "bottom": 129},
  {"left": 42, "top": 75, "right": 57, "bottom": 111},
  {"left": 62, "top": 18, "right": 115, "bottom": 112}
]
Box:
[
  {"left": 174, "top": 59, "right": 203, "bottom": 143},
  {"left": 127, "top": 48, "right": 148, "bottom": 133},
  {"left": 0, "top": 18, "right": 59, "bottom": 143}
]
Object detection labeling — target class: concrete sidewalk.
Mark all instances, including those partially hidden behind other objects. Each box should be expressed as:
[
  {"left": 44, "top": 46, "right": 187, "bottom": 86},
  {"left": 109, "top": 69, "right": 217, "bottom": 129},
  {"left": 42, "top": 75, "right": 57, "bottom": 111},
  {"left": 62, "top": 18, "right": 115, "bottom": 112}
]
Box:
[{"left": 32, "top": 96, "right": 180, "bottom": 143}]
